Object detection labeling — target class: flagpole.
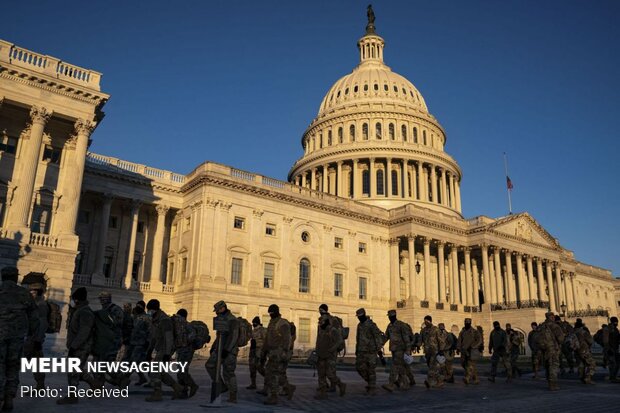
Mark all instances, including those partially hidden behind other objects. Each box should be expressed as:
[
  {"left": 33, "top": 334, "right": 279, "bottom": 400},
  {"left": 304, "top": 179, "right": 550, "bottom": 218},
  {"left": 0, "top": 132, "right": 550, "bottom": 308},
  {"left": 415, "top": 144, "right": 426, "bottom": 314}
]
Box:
[{"left": 504, "top": 152, "right": 512, "bottom": 215}]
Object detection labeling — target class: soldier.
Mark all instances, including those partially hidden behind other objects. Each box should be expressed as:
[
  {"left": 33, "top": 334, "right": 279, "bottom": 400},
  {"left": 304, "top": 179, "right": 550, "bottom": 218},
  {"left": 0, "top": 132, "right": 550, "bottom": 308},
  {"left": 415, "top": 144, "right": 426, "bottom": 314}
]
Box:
[
  {"left": 528, "top": 322, "right": 542, "bottom": 379},
  {"left": 314, "top": 313, "right": 346, "bottom": 399},
  {"left": 355, "top": 308, "right": 385, "bottom": 395},
  {"left": 318, "top": 304, "right": 341, "bottom": 393},
  {"left": 205, "top": 300, "right": 240, "bottom": 403},
  {"left": 456, "top": 318, "right": 482, "bottom": 385},
  {"left": 536, "top": 311, "right": 565, "bottom": 390},
  {"left": 0, "top": 267, "right": 39, "bottom": 411},
  {"left": 125, "top": 303, "right": 150, "bottom": 386},
  {"left": 119, "top": 303, "right": 133, "bottom": 361},
  {"left": 261, "top": 304, "right": 295, "bottom": 405},
  {"left": 381, "top": 310, "right": 411, "bottom": 392},
  {"left": 56, "top": 287, "right": 99, "bottom": 404},
  {"left": 488, "top": 321, "right": 512, "bottom": 383},
  {"left": 173, "top": 309, "right": 199, "bottom": 398},
  {"left": 573, "top": 318, "right": 596, "bottom": 384},
  {"left": 506, "top": 323, "right": 522, "bottom": 377},
  {"left": 144, "top": 299, "right": 184, "bottom": 402},
  {"left": 92, "top": 291, "right": 128, "bottom": 388},
  {"left": 420, "top": 315, "right": 443, "bottom": 389},
  {"left": 437, "top": 323, "right": 455, "bottom": 383},
  {"left": 603, "top": 316, "right": 619, "bottom": 382},
  {"left": 23, "top": 281, "right": 49, "bottom": 390},
  {"left": 247, "top": 316, "right": 266, "bottom": 390},
  {"left": 555, "top": 315, "right": 575, "bottom": 375}
]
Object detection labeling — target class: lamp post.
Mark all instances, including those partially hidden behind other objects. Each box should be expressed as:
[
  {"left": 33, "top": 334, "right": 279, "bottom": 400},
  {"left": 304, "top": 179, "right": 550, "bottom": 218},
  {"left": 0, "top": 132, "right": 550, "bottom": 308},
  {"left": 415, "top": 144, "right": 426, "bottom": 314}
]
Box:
[
  {"left": 446, "top": 287, "right": 450, "bottom": 304},
  {"left": 415, "top": 260, "right": 421, "bottom": 275},
  {"left": 560, "top": 302, "right": 567, "bottom": 319}
]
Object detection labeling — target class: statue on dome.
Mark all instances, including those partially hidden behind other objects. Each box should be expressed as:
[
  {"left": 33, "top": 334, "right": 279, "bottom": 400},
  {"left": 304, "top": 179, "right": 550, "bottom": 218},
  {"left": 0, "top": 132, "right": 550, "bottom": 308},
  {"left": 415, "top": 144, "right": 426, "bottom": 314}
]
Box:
[{"left": 366, "top": 4, "right": 376, "bottom": 34}]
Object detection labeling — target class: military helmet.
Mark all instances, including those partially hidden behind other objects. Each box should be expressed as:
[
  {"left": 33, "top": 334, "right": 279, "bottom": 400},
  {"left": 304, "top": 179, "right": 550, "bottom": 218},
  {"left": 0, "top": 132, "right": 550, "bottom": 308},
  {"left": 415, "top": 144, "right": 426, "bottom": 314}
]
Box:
[
  {"left": 356, "top": 308, "right": 366, "bottom": 317},
  {"left": 213, "top": 300, "right": 227, "bottom": 312}
]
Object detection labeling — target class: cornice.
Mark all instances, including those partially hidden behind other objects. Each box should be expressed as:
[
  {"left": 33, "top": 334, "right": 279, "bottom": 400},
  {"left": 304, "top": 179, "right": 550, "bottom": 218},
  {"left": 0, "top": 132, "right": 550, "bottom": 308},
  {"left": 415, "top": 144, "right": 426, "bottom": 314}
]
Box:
[{"left": 84, "top": 167, "right": 183, "bottom": 195}]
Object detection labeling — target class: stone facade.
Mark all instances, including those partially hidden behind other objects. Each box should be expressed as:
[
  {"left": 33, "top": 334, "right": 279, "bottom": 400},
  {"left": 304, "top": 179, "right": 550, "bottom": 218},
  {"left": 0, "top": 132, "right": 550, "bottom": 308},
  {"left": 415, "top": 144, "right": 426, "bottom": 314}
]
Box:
[{"left": 0, "top": 18, "right": 617, "bottom": 355}]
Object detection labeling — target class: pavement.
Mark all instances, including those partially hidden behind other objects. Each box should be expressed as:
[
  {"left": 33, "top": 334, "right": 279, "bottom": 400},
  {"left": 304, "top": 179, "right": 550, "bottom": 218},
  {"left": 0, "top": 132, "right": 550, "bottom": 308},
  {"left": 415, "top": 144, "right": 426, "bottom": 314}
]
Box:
[{"left": 13, "top": 360, "right": 620, "bottom": 413}]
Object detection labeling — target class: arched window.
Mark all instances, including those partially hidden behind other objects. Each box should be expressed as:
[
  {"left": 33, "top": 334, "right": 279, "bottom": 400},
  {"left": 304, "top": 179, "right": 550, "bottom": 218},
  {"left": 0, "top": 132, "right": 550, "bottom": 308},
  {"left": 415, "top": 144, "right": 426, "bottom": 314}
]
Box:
[
  {"left": 413, "top": 127, "right": 418, "bottom": 143},
  {"left": 338, "top": 127, "right": 343, "bottom": 143},
  {"left": 327, "top": 130, "right": 332, "bottom": 146},
  {"left": 374, "top": 83, "right": 378, "bottom": 91},
  {"left": 389, "top": 123, "right": 395, "bottom": 140},
  {"left": 350, "top": 124, "right": 356, "bottom": 141},
  {"left": 362, "top": 123, "right": 369, "bottom": 140},
  {"left": 401, "top": 125, "right": 407, "bottom": 141},
  {"left": 376, "top": 169, "right": 384, "bottom": 195},
  {"left": 375, "top": 123, "right": 382, "bottom": 139},
  {"left": 362, "top": 170, "right": 370, "bottom": 195},
  {"left": 299, "top": 259, "right": 310, "bottom": 293},
  {"left": 391, "top": 170, "right": 398, "bottom": 195},
  {"left": 423, "top": 130, "right": 427, "bottom": 145}
]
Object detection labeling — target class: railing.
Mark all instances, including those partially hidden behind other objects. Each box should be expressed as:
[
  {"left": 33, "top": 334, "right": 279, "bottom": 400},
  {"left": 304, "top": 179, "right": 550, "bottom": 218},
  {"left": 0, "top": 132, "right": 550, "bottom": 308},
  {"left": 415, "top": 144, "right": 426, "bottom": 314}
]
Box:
[
  {"left": 74, "top": 274, "right": 92, "bottom": 285},
  {"left": 139, "top": 282, "right": 150, "bottom": 292},
  {"left": 567, "top": 309, "right": 609, "bottom": 318},
  {"left": 0, "top": 40, "right": 101, "bottom": 90},
  {"left": 262, "top": 177, "right": 286, "bottom": 189},
  {"left": 0, "top": 228, "right": 15, "bottom": 239},
  {"left": 162, "top": 285, "right": 174, "bottom": 293},
  {"left": 490, "top": 300, "right": 550, "bottom": 311},
  {"left": 104, "top": 277, "right": 122, "bottom": 288},
  {"left": 231, "top": 168, "right": 256, "bottom": 181},
  {"left": 86, "top": 152, "right": 185, "bottom": 185},
  {"left": 29, "top": 232, "right": 58, "bottom": 248}
]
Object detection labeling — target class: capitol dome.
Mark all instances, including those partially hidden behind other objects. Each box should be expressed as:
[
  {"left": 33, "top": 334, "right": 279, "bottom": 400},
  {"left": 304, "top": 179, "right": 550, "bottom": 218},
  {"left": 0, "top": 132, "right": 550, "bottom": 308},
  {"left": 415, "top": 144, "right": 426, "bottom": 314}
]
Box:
[{"left": 288, "top": 10, "right": 463, "bottom": 215}]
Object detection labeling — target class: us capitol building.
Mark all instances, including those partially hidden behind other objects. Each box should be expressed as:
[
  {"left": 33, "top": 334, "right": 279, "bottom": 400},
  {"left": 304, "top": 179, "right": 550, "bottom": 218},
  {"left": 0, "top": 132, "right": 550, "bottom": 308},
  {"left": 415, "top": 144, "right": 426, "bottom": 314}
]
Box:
[{"left": 0, "top": 13, "right": 618, "bottom": 352}]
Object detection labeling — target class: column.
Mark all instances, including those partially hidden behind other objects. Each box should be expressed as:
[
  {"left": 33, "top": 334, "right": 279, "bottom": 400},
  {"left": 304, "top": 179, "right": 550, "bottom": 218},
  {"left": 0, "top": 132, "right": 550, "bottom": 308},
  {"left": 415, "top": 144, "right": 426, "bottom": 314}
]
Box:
[
  {"left": 93, "top": 194, "right": 113, "bottom": 277},
  {"left": 150, "top": 204, "right": 170, "bottom": 288},
  {"left": 546, "top": 261, "right": 556, "bottom": 312},
  {"left": 504, "top": 250, "right": 513, "bottom": 303},
  {"left": 53, "top": 119, "right": 96, "bottom": 239},
  {"left": 408, "top": 235, "right": 416, "bottom": 300},
  {"left": 455, "top": 179, "right": 462, "bottom": 212},
  {"left": 386, "top": 158, "right": 393, "bottom": 198},
  {"left": 369, "top": 158, "right": 376, "bottom": 197},
  {"left": 438, "top": 241, "right": 446, "bottom": 303},
  {"left": 440, "top": 168, "right": 447, "bottom": 206},
  {"left": 401, "top": 159, "right": 407, "bottom": 198},
  {"left": 430, "top": 165, "right": 437, "bottom": 203},
  {"left": 412, "top": 162, "right": 418, "bottom": 199},
  {"left": 555, "top": 264, "right": 563, "bottom": 311},
  {"left": 423, "top": 238, "right": 431, "bottom": 301},
  {"left": 493, "top": 248, "right": 503, "bottom": 303},
  {"left": 570, "top": 274, "right": 578, "bottom": 311},
  {"left": 449, "top": 174, "right": 456, "bottom": 208},
  {"left": 481, "top": 244, "right": 491, "bottom": 305},
  {"left": 6, "top": 106, "right": 52, "bottom": 232},
  {"left": 352, "top": 159, "right": 359, "bottom": 197},
  {"left": 488, "top": 249, "right": 498, "bottom": 303},
  {"left": 451, "top": 246, "right": 459, "bottom": 304},
  {"left": 516, "top": 253, "right": 526, "bottom": 302},
  {"left": 301, "top": 171, "right": 307, "bottom": 187},
  {"left": 563, "top": 272, "right": 571, "bottom": 312},
  {"left": 536, "top": 258, "right": 545, "bottom": 303},
  {"left": 526, "top": 255, "right": 536, "bottom": 301},
  {"left": 336, "top": 161, "right": 343, "bottom": 197},
  {"left": 310, "top": 168, "right": 316, "bottom": 190},
  {"left": 322, "top": 164, "right": 329, "bottom": 192},
  {"left": 390, "top": 238, "right": 400, "bottom": 301},
  {"left": 464, "top": 247, "right": 472, "bottom": 306},
  {"left": 124, "top": 201, "right": 141, "bottom": 289}
]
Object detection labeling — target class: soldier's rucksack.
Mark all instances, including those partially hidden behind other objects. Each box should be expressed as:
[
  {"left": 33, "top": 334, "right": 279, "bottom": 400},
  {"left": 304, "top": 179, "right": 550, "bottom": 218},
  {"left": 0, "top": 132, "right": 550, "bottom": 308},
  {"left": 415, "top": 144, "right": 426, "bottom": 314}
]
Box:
[
  {"left": 237, "top": 317, "right": 252, "bottom": 347},
  {"left": 372, "top": 320, "right": 388, "bottom": 352},
  {"left": 92, "top": 308, "right": 120, "bottom": 357},
  {"left": 172, "top": 315, "right": 190, "bottom": 348},
  {"left": 46, "top": 300, "right": 62, "bottom": 334},
  {"left": 534, "top": 323, "right": 554, "bottom": 350},
  {"left": 190, "top": 320, "right": 211, "bottom": 350},
  {"left": 331, "top": 316, "right": 349, "bottom": 352}
]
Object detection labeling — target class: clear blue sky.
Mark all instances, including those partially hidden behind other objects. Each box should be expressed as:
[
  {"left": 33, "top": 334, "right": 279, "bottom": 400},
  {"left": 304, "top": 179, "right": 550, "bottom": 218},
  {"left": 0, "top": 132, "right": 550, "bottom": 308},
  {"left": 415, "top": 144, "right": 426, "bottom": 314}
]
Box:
[{"left": 3, "top": 1, "right": 619, "bottom": 275}]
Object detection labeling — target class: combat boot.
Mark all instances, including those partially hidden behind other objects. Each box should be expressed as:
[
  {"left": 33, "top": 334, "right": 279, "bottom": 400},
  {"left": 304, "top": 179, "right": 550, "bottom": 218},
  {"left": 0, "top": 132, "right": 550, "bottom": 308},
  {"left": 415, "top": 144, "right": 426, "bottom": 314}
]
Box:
[
  {"left": 264, "top": 394, "right": 278, "bottom": 405},
  {"left": 246, "top": 380, "right": 257, "bottom": 390},
  {"left": 2, "top": 396, "right": 14, "bottom": 411},
  {"left": 56, "top": 396, "right": 78, "bottom": 405},
  {"left": 382, "top": 383, "right": 395, "bottom": 392},
  {"left": 145, "top": 385, "right": 163, "bottom": 402},
  {"left": 314, "top": 389, "right": 328, "bottom": 400},
  {"left": 188, "top": 380, "right": 199, "bottom": 398},
  {"left": 338, "top": 382, "right": 346, "bottom": 397},
  {"left": 171, "top": 383, "right": 186, "bottom": 399},
  {"left": 366, "top": 386, "right": 377, "bottom": 396},
  {"left": 285, "top": 384, "right": 296, "bottom": 400},
  {"left": 227, "top": 392, "right": 237, "bottom": 403}
]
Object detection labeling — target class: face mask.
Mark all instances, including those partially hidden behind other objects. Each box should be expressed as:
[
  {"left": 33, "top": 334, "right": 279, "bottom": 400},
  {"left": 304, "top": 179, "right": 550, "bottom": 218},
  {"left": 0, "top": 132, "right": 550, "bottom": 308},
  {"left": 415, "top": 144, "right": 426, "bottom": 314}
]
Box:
[
  {"left": 464, "top": 323, "right": 471, "bottom": 330},
  {"left": 252, "top": 323, "right": 259, "bottom": 328},
  {"left": 70, "top": 299, "right": 75, "bottom": 307},
  {"left": 357, "top": 315, "right": 367, "bottom": 323},
  {"left": 494, "top": 325, "right": 500, "bottom": 330},
  {"left": 148, "top": 310, "right": 155, "bottom": 317},
  {"left": 269, "top": 312, "right": 278, "bottom": 319},
  {"left": 389, "top": 315, "right": 397, "bottom": 323}
]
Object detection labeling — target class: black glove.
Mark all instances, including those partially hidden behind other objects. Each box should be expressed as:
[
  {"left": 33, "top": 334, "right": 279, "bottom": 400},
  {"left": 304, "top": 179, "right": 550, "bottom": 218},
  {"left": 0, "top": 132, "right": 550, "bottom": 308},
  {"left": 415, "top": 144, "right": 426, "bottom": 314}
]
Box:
[
  {"left": 162, "top": 354, "right": 171, "bottom": 362},
  {"left": 221, "top": 349, "right": 229, "bottom": 359},
  {"left": 68, "top": 348, "right": 76, "bottom": 357}
]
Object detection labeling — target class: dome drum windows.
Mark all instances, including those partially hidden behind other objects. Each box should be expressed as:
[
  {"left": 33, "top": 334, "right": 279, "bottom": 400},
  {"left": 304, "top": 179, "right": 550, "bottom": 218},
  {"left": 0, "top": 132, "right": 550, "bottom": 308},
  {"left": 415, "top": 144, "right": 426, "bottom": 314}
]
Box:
[
  {"left": 413, "top": 127, "right": 418, "bottom": 143},
  {"left": 376, "top": 169, "right": 384, "bottom": 195},
  {"left": 375, "top": 123, "right": 382, "bottom": 140},
  {"left": 401, "top": 125, "right": 407, "bottom": 141},
  {"left": 338, "top": 127, "right": 343, "bottom": 143},
  {"left": 350, "top": 124, "right": 356, "bottom": 141},
  {"left": 389, "top": 123, "right": 395, "bottom": 140},
  {"left": 362, "top": 123, "right": 369, "bottom": 140},
  {"left": 327, "top": 130, "right": 332, "bottom": 146}
]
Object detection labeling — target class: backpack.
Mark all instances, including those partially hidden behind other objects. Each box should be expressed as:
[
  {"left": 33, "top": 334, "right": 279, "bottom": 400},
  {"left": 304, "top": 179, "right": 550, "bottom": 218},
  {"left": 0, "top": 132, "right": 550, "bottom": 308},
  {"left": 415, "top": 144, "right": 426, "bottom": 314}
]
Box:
[
  {"left": 372, "top": 321, "right": 388, "bottom": 352},
  {"left": 237, "top": 317, "right": 252, "bottom": 347},
  {"left": 92, "top": 308, "right": 120, "bottom": 357},
  {"left": 331, "top": 316, "right": 348, "bottom": 352},
  {"left": 534, "top": 323, "right": 554, "bottom": 350},
  {"left": 565, "top": 333, "right": 579, "bottom": 351},
  {"left": 190, "top": 320, "right": 211, "bottom": 350},
  {"left": 46, "top": 301, "right": 62, "bottom": 334},
  {"left": 172, "top": 315, "right": 190, "bottom": 348},
  {"left": 593, "top": 328, "right": 605, "bottom": 346}
]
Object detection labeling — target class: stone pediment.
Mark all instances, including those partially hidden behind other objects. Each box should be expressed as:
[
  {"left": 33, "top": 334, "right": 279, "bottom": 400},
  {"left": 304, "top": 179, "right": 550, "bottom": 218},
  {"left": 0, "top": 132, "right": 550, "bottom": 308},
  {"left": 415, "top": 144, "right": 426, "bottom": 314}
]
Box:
[{"left": 487, "top": 213, "right": 560, "bottom": 249}]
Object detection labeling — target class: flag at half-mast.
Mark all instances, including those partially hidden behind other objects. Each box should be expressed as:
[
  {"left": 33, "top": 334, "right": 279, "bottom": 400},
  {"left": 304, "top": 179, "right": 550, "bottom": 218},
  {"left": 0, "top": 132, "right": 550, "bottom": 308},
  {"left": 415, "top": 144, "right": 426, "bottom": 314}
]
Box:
[{"left": 506, "top": 175, "right": 513, "bottom": 190}]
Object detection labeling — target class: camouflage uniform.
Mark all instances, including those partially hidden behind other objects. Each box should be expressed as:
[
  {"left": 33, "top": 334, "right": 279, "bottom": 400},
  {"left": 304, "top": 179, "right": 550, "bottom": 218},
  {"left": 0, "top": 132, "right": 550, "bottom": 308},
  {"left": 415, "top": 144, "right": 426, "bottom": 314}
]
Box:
[
  {"left": 488, "top": 326, "right": 512, "bottom": 380},
  {"left": 537, "top": 316, "right": 565, "bottom": 390},
  {"left": 457, "top": 325, "right": 482, "bottom": 384},
  {"left": 92, "top": 299, "right": 125, "bottom": 386},
  {"left": 507, "top": 328, "right": 522, "bottom": 377},
  {"left": 0, "top": 279, "right": 39, "bottom": 405},
  {"left": 248, "top": 324, "right": 266, "bottom": 388},
  {"left": 315, "top": 316, "right": 345, "bottom": 398},
  {"left": 126, "top": 310, "right": 150, "bottom": 384},
  {"left": 172, "top": 315, "right": 198, "bottom": 397},
  {"left": 147, "top": 309, "right": 182, "bottom": 399},
  {"left": 573, "top": 325, "right": 596, "bottom": 383},
  {"left": 65, "top": 300, "right": 97, "bottom": 388},
  {"left": 527, "top": 328, "right": 543, "bottom": 379},
  {"left": 261, "top": 315, "right": 294, "bottom": 403},
  {"left": 437, "top": 326, "right": 455, "bottom": 382},
  {"left": 421, "top": 323, "right": 443, "bottom": 387},
  {"left": 558, "top": 320, "right": 576, "bottom": 374},
  {"left": 602, "top": 321, "right": 619, "bottom": 381},
  {"left": 23, "top": 294, "right": 49, "bottom": 389},
  {"left": 206, "top": 309, "right": 239, "bottom": 398},
  {"left": 384, "top": 319, "right": 412, "bottom": 390},
  {"left": 355, "top": 317, "right": 384, "bottom": 392}
]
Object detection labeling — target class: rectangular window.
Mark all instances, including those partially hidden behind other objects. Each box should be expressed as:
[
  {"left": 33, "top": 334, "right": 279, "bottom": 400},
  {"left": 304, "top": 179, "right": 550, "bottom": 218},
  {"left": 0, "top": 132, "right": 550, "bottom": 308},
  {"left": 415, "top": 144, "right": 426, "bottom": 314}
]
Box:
[
  {"left": 103, "top": 256, "right": 113, "bottom": 277},
  {"left": 265, "top": 223, "right": 276, "bottom": 236},
  {"left": 42, "top": 145, "right": 62, "bottom": 164},
  {"left": 358, "top": 242, "right": 367, "bottom": 254},
  {"left": 137, "top": 221, "right": 145, "bottom": 233},
  {"left": 298, "top": 318, "right": 311, "bottom": 344},
  {"left": 234, "top": 216, "right": 245, "bottom": 229},
  {"left": 168, "top": 262, "right": 174, "bottom": 282},
  {"left": 264, "top": 262, "right": 274, "bottom": 289},
  {"left": 231, "top": 257, "right": 243, "bottom": 285},
  {"left": 181, "top": 257, "right": 188, "bottom": 277},
  {"left": 359, "top": 277, "right": 368, "bottom": 300},
  {"left": 334, "top": 273, "right": 343, "bottom": 297},
  {"left": 0, "top": 134, "right": 17, "bottom": 154},
  {"left": 131, "top": 256, "right": 141, "bottom": 279},
  {"left": 78, "top": 210, "right": 90, "bottom": 224},
  {"left": 334, "top": 237, "right": 343, "bottom": 249},
  {"left": 108, "top": 216, "right": 118, "bottom": 229}
]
